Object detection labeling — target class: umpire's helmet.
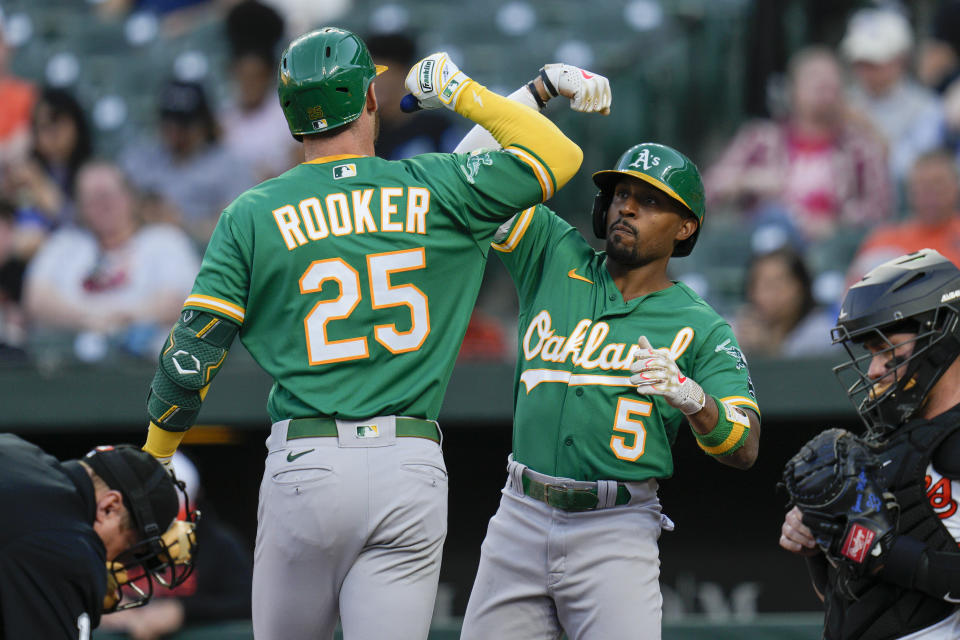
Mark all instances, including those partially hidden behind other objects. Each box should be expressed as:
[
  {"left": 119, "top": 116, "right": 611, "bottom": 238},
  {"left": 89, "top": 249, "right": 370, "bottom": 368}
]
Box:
[
  {"left": 278, "top": 27, "right": 387, "bottom": 140},
  {"left": 84, "top": 445, "right": 198, "bottom": 610},
  {"left": 832, "top": 249, "right": 960, "bottom": 438},
  {"left": 591, "top": 143, "right": 706, "bottom": 257}
]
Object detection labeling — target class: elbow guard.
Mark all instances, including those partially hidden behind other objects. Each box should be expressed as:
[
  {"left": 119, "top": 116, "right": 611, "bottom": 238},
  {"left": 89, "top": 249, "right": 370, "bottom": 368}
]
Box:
[
  {"left": 147, "top": 310, "right": 238, "bottom": 430},
  {"left": 882, "top": 535, "right": 960, "bottom": 602},
  {"left": 911, "top": 544, "right": 960, "bottom": 601}
]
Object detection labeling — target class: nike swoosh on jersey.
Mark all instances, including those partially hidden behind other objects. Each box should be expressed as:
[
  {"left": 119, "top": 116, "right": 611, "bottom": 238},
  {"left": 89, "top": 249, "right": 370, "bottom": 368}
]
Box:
[
  {"left": 567, "top": 268, "right": 594, "bottom": 284},
  {"left": 286, "top": 449, "right": 315, "bottom": 462}
]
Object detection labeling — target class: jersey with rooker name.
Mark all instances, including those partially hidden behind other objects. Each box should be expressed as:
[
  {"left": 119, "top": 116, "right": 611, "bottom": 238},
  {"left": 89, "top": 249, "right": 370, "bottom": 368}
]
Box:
[
  {"left": 183, "top": 149, "right": 549, "bottom": 422},
  {"left": 493, "top": 204, "right": 759, "bottom": 482}
]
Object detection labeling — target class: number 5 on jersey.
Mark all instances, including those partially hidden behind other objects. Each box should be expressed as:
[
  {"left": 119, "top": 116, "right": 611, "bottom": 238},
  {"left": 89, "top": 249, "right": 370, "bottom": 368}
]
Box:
[
  {"left": 299, "top": 248, "right": 430, "bottom": 365},
  {"left": 610, "top": 398, "right": 651, "bottom": 461}
]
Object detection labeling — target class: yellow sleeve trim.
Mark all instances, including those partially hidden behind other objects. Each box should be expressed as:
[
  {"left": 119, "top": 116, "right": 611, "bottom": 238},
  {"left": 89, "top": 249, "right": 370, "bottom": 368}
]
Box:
[
  {"left": 143, "top": 423, "right": 187, "bottom": 458},
  {"left": 453, "top": 83, "right": 582, "bottom": 195},
  {"left": 505, "top": 147, "right": 553, "bottom": 200},
  {"left": 184, "top": 295, "right": 245, "bottom": 324},
  {"left": 492, "top": 207, "right": 537, "bottom": 253},
  {"left": 720, "top": 395, "right": 760, "bottom": 417}
]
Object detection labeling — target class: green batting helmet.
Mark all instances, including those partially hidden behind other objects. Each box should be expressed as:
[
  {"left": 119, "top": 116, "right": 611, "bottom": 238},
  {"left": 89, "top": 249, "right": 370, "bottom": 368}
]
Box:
[
  {"left": 591, "top": 143, "right": 706, "bottom": 257},
  {"left": 278, "top": 27, "right": 387, "bottom": 139}
]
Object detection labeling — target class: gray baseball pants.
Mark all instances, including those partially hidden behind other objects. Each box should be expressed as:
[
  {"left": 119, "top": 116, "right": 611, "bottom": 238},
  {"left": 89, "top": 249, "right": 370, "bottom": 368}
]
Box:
[
  {"left": 252, "top": 418, "right": 447, "bottom": 639},
  {"left": 461, "top": 457, "right": 671, "bottom": 640}
]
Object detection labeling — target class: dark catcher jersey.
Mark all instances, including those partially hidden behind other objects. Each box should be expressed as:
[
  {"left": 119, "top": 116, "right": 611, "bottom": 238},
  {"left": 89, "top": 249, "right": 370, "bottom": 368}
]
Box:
[
  {"left": 493, "top": 205, "right": 759, "bottom": 482},
  {"left": 0, "top": 434, "right": 106, "bottom": 639},
  {"left": 184, "top": 149, "right": 547, "bottom": 422}
]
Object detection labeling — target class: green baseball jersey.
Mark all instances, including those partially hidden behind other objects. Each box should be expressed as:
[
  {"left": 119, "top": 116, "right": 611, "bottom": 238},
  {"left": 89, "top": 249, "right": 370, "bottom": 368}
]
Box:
[
  {"left": 184, "top": 149, "right": 549, "bottom": 422},
  {"left": 493, "top": 205, "right": 759, "bottom": 482}
]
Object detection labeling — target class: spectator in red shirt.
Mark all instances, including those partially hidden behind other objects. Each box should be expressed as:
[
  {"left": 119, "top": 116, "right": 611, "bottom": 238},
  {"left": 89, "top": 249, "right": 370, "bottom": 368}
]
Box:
[{"left": 706, "top": 46, "right": 892, "bottom": 245}]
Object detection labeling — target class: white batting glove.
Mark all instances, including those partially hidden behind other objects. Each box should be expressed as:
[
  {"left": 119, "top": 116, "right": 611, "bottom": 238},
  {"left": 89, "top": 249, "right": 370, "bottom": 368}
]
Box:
[
  {"left": 629, "top": 336, "right": 706, "bottom": 415},
  {"left": 540, "top": 64, "right": 611, "bottom": 114},
  {"left": 403, "top": 52, "right": 472, "bottom": 111}
]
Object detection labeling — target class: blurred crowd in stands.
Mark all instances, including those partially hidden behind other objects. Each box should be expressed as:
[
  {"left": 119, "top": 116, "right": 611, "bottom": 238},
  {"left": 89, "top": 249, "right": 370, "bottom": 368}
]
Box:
[{"left": 1, "top": 0, "right": 959, "bottom": 368}]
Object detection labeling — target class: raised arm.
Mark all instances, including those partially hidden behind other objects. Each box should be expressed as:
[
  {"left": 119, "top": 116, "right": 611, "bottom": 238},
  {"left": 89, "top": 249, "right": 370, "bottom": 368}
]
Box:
[
  {"left": 453, "top": 63, "right": 612, "bottom": 155},
  {"left": 403, "top": 53, "right": 597, "bottom": 196}
]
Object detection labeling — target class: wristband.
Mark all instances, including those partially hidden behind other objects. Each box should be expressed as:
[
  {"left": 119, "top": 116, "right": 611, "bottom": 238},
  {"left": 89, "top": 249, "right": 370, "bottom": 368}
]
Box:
[
  {"left": 527, "top": 81, "right": 547, "bottom": 109},
  {"left": 693, "top": 397, "right": 750, "bottom": 457},
  {"left": 539, "top": 68, "right": 559, "bottom": 97}
]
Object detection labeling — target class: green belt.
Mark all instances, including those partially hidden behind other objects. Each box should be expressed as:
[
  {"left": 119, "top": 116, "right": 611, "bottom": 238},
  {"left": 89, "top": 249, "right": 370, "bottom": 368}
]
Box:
[
  {"left": 521, "top": 475, "right": 632, "bottom": 512},
  {"left": 287, "top": 416, "right": 440, "bottom": 444}
]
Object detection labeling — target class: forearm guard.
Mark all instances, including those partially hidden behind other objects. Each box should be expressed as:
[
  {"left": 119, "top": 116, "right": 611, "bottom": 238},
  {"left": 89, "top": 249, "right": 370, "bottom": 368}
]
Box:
[{"left": 147, "top": 310, "right": 238, "bottom": 430}]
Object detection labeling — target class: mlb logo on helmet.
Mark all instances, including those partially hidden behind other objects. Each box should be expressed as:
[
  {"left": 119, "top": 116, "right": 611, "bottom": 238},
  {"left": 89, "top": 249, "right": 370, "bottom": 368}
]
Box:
[
  {"left": 312, "top": 119, "right": 328, "bottom": 131},
  {"left": 333, "top": 164, "right": 357, "bottom": 179}
]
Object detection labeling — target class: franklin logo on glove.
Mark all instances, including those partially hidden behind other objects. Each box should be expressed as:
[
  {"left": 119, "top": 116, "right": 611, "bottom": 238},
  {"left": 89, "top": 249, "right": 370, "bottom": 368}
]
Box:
[{"left": 419, "top": 59, "right": 434, "bottom": 92}]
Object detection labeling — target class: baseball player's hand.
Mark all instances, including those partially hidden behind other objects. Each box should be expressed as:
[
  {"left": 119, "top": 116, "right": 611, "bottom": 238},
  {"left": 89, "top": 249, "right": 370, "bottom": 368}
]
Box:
[
  {"left": 629, "top": 336, "right": 706, "bottom": 415},
  {"left": 780, "top": 506, "right": 821, "bottom": 556},
  {"left": 540, "top": 64, "right": 611, "bottom": 114},
  {"left": 402, "top": 52, "right": 472, "bottom": 112}
]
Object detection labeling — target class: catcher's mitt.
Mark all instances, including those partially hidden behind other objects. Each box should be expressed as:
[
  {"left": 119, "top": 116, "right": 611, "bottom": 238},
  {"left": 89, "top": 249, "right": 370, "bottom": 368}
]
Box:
[{"left": 782, "top": 428, "right": 899, "bottom": 578}]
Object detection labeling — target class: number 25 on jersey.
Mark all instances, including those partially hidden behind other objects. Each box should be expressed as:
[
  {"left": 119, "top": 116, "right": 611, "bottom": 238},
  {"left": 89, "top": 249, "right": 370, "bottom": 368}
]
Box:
[{"left": 299, "top": 247, "right": 430, "bottom": 365}]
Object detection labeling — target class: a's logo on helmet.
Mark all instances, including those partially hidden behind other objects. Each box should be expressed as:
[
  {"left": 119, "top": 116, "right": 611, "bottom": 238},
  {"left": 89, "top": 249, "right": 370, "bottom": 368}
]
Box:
[{"left": 628, "top": 148, "right": 661, "bottom": 171}]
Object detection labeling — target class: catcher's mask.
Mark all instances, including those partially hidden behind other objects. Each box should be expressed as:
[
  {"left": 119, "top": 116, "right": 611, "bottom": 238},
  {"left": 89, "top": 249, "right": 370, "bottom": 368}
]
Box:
[
  {"left": 84, "top": 445, "right": 198, "bottom": 611},
  {"left": 832, "top": 249, "right": 960, "bottom": 439},
  {"left": 278, "top": 27, "right": 387, "bottom": 141},
  {"left": 590, "top": 142, "right": 705, "bottom": 257}
]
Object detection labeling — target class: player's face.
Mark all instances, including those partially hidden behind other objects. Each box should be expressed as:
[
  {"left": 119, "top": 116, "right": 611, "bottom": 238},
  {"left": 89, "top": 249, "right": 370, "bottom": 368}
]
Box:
[
  {"left": 605, "top": 178, "right": 694, "bottom": 267},
  {"left": 863, "top": 332, "right": 917, "bottom": 398}
]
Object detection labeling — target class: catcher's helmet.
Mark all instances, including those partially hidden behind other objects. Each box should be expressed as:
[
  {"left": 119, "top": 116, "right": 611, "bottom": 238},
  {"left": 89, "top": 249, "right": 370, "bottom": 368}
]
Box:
[
  {"left": 832, "top": 249, "right": 960, "bottom": 437},
  {"left": 278, "top": 27, "right": 387, "bottom": 140},
  {"left": 591, "top": 143, "right": 706, "bottom": 257},
  {"left": 84, "top": 445, "right": 198, "bottom": 610}
]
